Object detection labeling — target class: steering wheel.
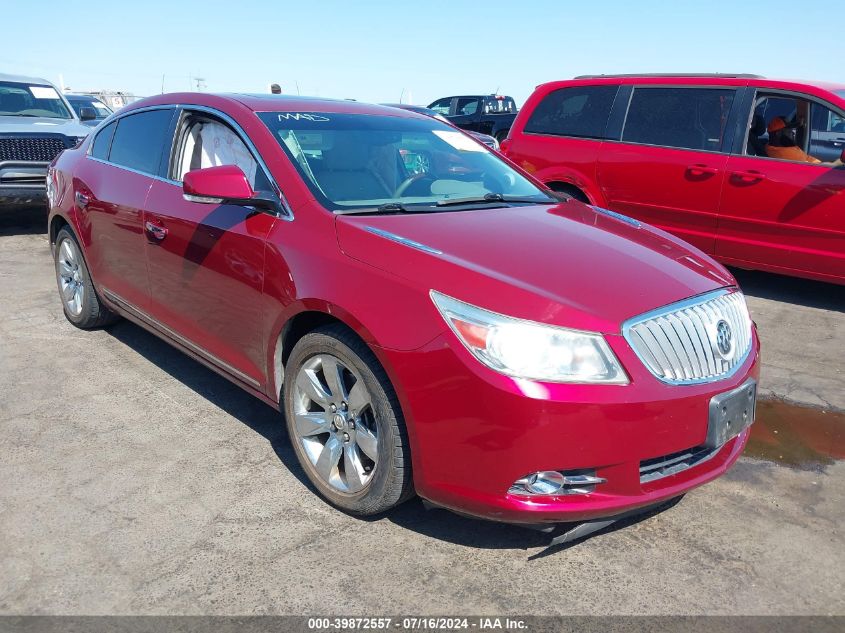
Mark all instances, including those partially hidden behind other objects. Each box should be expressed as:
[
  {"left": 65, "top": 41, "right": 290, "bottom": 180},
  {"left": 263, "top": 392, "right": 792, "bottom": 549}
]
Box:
[{"left": 394, "top": 172, "right": 436, "bottom": 197}]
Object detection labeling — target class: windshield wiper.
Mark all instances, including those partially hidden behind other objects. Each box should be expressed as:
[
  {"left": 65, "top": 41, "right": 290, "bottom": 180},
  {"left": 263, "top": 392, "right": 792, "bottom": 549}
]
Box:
[
  {"left": 435, "top": 193, "right": 555, "bottom": 207},
  {"left": 335, "top": 202, "right": 434, "bottom": 216}
]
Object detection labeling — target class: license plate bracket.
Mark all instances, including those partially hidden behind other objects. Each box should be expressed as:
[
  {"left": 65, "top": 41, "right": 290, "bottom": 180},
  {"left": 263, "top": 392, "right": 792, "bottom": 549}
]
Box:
[{"left": 706, "top": 379, "right": 757, "bottom": 449}]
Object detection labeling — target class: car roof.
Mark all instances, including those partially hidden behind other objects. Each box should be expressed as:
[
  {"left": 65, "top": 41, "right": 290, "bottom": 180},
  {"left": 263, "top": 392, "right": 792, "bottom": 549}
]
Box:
[
  {"left": 122, "top": 93, "right": 428, "bottom": 118},
  {"left": 0, "top": 72, "right": 55, "bottom": 86},
  {"left": 534, "top": 75, "right": 845, "bottom": 101}
]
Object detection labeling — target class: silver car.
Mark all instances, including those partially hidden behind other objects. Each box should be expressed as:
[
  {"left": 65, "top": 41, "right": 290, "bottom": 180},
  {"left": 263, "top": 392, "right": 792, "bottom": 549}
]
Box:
[{"left": 0, "top": 73, "right": 93, "bottom": 207}]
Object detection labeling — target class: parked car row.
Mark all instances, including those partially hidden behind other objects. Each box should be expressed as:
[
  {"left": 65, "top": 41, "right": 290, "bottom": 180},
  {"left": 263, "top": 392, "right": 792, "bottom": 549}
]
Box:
[{"left": 47, "top": 91, "right": 760, "bottom": 539}]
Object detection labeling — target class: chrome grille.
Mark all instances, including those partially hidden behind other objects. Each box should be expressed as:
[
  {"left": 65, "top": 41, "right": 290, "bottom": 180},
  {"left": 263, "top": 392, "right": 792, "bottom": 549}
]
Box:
[
  {"left": 622, "top": 290, "right": 752, "bottom": 384},
  {"left": 0, "top": 136, "right": 69, "bottom": 162}
]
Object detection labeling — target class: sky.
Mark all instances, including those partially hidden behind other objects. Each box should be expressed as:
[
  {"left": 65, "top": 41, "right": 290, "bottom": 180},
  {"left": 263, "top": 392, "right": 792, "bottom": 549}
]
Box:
[{"left": 1, "top": 0, "right": 840, "bottom": 108}]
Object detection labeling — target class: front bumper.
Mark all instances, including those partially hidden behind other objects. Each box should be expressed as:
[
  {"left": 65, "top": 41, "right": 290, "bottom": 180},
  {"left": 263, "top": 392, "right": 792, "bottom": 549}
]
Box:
[
  {"left": 0, "top": 160, "right": 48, "bottom": 207},
  {"left": 380, "top": 327, "right": 760, "bottom": 524}
]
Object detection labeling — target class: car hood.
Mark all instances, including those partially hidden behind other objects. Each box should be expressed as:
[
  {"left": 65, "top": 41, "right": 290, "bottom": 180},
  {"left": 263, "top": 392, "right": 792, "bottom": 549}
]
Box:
[
  {"left": 335, "top": 201, "right": 735, "bottom": 334},
  {"left": 0, "top": 115, "right": 90, "bottom": 137}
]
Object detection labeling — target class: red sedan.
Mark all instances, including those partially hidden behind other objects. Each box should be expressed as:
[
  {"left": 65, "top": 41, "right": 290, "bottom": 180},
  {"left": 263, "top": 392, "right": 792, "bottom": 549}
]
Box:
[{"left": 47, "top": 93, "right": 760, "bottom": 531}]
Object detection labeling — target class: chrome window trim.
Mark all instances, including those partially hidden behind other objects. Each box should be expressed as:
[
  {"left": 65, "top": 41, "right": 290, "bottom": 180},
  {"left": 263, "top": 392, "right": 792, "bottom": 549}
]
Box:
[
  {"left": 621, "top": 288, "right": 753, "bottom": 386},
  {"left": 101, "top": 288, "right": 262, "bottom": 390},
  {"left": 85, "top": 102, "right": 293, "bottom": 221},
  {"left": 87, "top": 155, "right": 177, "bottom": 185},
  {"left": 365, "top": 227, "right": 443, "bottom": 254}
]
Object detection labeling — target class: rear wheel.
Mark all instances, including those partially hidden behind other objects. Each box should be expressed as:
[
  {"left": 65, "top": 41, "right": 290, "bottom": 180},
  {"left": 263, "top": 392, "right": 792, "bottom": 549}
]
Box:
[
  {"left": 53, "top": 227, "right": 118, "bottom": 329},
  {"left": 283, "top": 324, "right": 413, "bottom": 515}
]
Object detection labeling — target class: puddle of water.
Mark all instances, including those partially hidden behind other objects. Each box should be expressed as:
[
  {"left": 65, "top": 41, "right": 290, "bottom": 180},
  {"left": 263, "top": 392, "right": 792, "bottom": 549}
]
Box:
[{"left": 744, "top": 398, "right": 845, "bottom": 470}]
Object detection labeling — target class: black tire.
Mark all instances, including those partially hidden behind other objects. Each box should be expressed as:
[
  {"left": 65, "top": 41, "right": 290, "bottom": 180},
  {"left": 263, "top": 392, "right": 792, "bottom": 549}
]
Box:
[
  {"left": 548, "top": 183, "right": 589, "bottom": 203},
  {"left": 495, "top": 130, "right": 509, "bottom": 143},
  {"left": 53, "top": 226, "right": 119, "bottom": 329},
  {"left": 283, "top": 324, "right": 413, "bottom": 515}
]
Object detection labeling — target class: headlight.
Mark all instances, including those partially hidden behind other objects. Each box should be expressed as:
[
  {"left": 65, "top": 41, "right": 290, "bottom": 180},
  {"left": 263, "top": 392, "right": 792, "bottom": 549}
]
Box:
[{"left": 430, "top": 291, "right": 628, "bottom": 384}]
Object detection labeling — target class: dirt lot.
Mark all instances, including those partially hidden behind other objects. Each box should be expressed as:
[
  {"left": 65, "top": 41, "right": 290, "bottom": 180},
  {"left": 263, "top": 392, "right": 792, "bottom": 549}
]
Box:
[{"left": 1, "top": 206, "right": 843, "bottom": 615}]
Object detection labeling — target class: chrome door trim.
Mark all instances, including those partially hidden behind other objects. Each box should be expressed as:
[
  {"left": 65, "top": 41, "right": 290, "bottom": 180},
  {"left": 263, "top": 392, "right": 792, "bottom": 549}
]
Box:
[{"left": 101, "top": 288, "right": 262, "bottom": 390}]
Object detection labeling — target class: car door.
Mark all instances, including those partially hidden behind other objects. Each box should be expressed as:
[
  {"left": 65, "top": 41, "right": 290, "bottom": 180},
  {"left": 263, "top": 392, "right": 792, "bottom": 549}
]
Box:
[
  {"left": 596, "top": 86, "right": 740, "bottom": 254},
  {"left": 75, "top": 108, "right": 175, "bottom": 311},
  {"left": 717, "top": 92, "right": 845, "bottom": 281},
  {"left": 449, "top": 97, "right": 482, "bottom": 131},
  {"left": 142, "top": 109, "right": 279, "bottom": 390}
]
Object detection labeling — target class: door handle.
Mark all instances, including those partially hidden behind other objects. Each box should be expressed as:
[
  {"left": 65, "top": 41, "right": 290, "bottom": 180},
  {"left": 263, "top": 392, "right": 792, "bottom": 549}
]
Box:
[
  {"left": 75, "top": 191, "right": 90, "bottom": 209},
  {"left": 686, "top": 164, "right": 720, "bottom": 176},
  {"left": 730, "top": 170, "right": 766, "bottom": 183},
  {"left": 144, "top": 220, "right": 168, "bottom": 242}
]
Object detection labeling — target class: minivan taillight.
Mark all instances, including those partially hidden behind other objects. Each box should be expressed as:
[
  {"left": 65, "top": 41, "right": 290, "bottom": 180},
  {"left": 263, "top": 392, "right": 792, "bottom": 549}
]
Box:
[{"left": 499, "top": 138, "right": 512, "bottom": 156}]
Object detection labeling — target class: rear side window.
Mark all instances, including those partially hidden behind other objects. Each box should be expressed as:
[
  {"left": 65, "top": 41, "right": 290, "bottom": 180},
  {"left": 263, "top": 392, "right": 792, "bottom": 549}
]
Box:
[
  {"left": 523, "top": 85, "right": 618, "bottom": 139},
  {"left": 622, "top": 87, "right": 735, "bottom": 152},
  {"left": 91, "top": 121, "right": 116, "bottom": 160},
  {"left": 108, "top": 109, "right": 174, "bottom": 175},
  {"left": 455, "top": 98, "right": 479, "bottom": 115}
]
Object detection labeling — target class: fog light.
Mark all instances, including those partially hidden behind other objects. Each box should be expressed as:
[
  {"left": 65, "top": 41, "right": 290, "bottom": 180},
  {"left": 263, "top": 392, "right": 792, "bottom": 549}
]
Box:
[
  {"left": 524, "top": 471, "right": 565, "bottom": 494},
  {"left": 509, "top": 469, "right": 607, "bottom": 496}
]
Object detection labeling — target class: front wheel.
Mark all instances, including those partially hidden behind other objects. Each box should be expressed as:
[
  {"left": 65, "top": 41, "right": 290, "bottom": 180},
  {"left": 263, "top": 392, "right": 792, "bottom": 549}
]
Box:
[{"left": 283, "top": 325, "right": 413, "bottom": 515}]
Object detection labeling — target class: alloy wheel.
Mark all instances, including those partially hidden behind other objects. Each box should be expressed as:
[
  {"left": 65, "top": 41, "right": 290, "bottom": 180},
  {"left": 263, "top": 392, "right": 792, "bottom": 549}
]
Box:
[
  {"left": 57, "top": 238, "right": 85, "bottom": 317},
  {"left": 292, "top": 354, "right": 379, "bottom": 493}
]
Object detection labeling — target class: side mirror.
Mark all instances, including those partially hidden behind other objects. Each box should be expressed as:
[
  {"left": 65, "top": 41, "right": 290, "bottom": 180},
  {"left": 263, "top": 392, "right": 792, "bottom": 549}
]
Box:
[
  {"left": 79, "top": 107, "right": 97, "bottom": 122},
  {"left": 183, "top": 165, "right": 278, "bottom": 211}
]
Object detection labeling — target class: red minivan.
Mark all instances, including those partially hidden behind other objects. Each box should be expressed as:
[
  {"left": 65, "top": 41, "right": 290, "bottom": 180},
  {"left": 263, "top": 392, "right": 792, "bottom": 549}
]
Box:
[
  {"left": 502, "top": 74, "right": 845, "bottom": 285},
  {"left": 47, "top": 93, "right": 760, "bottom": 537}
]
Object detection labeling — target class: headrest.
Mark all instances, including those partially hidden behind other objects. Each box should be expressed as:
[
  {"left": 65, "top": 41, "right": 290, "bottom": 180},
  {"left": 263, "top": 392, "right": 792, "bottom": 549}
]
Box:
[
  {"left": 322, "top": 134, "right": 370, "bottom": 170},
  {"left": 751, "top": 114, "right": 766, "bottom": 136}
]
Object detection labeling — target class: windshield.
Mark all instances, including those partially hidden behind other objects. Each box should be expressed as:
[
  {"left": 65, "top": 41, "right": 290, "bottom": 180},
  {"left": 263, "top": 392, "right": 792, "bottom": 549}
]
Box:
[
  {"left": 0, "top": 81, "right": 72, "bottom": 119},
  {"left": 258, "top": 112, "right": 549, "bottom": 211},
  {"left": 68, "top": 96, "right": 112, "bottom": 120}
]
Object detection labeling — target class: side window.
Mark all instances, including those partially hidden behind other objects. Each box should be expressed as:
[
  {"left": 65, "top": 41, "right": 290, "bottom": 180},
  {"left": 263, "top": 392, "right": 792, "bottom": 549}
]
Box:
[
  {"left": 90, "top": 120, "right": 116, "bottom": 160},
  {"left": 746, "top": 95, "right": 801, "bottom": 157},
  {"left": 809, "top": 101, "right": 845, "bottom": 162},
  {"left": 109, "top": 109, "right": 174, "bottom": 175},
  {"left": 622, "top": 88, "right": 736, "bottom": 152},
  {"left": 523, "top": 85, "right": 618, "bottom": 139},
  {"left": 455, "top": 98, "right": 479, "bottom": 116},
  {"left": 176, "top": 117, "right": 264, "bottom": 190},
  {"left": 428, "top": 98, "right": 452, "bottom": 115}
]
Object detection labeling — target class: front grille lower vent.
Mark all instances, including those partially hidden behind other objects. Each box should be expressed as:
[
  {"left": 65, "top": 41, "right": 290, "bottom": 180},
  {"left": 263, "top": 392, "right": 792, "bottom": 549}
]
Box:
[
  {"left": 0, "top": 136, "right": 70, "bottom": 162},
  {"left": 622, "top": 289, "right": 752, "bottom": 385},
  {"left": 640, "top": 445, "right": 719, "bottom": 483}
]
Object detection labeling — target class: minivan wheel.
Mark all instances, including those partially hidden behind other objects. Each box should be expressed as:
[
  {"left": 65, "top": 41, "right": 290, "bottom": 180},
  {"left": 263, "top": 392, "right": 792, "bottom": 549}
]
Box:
[
  {"left": 548, "top": 183, "right": 589, "bottom": 203},
  {"left": 283, "top": 324, "right": 413, "bottom": 515},
  {"left": 53, "top": 227, "right": 118, "bottom": 329}
]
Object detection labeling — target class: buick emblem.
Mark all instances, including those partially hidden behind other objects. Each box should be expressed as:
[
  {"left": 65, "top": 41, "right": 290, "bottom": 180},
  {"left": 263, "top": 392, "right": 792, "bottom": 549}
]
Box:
[{"left": 715, "top": 320, "right": 733, "bottom": 359}]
